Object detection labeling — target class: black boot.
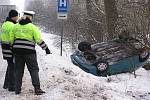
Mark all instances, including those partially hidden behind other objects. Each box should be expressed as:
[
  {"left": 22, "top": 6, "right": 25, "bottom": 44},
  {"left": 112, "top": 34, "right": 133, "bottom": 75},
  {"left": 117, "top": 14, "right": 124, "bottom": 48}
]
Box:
[
  {"left": 3, "top": 85, "right": 8, "bottom": 89},
  {"left": 15, "top": 88, "right": 21, "bottom": 95},
  {"left": 8, "top": 87, "right": 15, "bottom": 92},
  {"left": 15, "top": 91, "right": 21, "bottom": 95},
  {"left": 34, "top": 85, "right": 46, "bottom": 95},
  {"left": 8, "top": 84, "right": 15, "bottom": 92}
]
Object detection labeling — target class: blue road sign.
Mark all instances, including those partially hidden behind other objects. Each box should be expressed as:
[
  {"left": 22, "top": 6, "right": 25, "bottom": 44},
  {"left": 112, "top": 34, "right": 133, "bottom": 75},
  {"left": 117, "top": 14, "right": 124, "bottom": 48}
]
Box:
[
  {"left": 58, "top": 0, "right": 68, "bottom": 13},
  {"left": 58, "top": 0, "right": 68, "bottom": 19}
]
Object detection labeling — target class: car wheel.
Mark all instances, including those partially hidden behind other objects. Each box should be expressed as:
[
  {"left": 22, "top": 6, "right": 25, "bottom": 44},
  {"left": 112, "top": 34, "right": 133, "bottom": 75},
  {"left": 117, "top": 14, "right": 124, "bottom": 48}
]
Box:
[
  {"left": 95, "top": 61, "right": 108, "bottom": 72},
  {"left": 78, "top": 42, "right": 91, "bottom": 52},
  {"left": 139, "top": 48, "right": 149, "bottom": 62}
]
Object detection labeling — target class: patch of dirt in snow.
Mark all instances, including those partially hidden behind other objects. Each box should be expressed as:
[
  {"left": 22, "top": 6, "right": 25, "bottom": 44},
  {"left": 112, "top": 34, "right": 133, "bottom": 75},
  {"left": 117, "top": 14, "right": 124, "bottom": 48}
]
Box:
[
  {"left": 45, "top": 70, "right": 110, "bottom": 100},
  {"left": 126, "top": 91, "right": 150, "bottom": 100}
]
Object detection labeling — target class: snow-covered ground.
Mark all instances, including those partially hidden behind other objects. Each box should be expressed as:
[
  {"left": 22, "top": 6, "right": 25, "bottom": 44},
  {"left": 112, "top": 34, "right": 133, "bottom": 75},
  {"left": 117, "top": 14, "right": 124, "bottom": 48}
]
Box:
[{"left": 0, "top": 32, "right": 150, "bottom": 100}]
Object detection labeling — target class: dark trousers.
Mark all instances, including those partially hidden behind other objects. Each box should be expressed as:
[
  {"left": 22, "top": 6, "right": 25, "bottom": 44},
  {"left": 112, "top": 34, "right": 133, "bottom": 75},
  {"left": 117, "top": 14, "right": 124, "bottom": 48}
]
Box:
[
  {"left": 3, "top": 58, "right": 15, "bottom": 90},
  {"left": 14, "top": 54, "right": 40, "bottom": 92}
]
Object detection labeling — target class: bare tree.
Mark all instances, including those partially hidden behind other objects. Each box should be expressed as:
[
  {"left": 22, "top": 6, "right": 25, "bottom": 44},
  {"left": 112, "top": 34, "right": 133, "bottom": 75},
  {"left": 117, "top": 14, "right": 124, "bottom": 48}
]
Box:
[
  {"left": 104, "top": 0, "right": 118, "bottom": 40},
  {"left": 86, "top": 0, "right": 95, "bottom": 43},
  {"left": 86, "top": 0, "right": 106, "bottom": 43},
  {"left": 25, "top": 0, "right": 150, "bottom": 51}
]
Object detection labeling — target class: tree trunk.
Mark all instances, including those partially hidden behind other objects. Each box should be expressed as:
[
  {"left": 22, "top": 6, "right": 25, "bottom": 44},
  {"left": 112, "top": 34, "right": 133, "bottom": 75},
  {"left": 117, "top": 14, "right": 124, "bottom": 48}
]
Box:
[
  {"left": 104, "top": 0, "right": 118, "bottom": 40},
  {"left": 86, "top": 0, "right": 95, "bottom": 43},
  {"left": 94, "top": 0, "right": 104, "bottom": 42}
]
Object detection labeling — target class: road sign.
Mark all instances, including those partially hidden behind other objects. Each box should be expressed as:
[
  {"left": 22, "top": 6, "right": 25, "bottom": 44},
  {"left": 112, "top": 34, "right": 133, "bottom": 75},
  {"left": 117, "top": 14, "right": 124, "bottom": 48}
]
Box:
[
  {"left": 57, "top": 0, "right": 68, "bottom": 56},
  {"left": 58, "top": 0, "right": 68, "bottom": 19}
]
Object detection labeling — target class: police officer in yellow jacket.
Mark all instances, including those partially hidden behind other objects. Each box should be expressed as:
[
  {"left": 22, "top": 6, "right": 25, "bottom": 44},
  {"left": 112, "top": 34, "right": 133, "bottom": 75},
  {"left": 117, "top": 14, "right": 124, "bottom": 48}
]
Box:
[
  {"left": 10, "top": 11, "right": 51, "bottom": 95},
  {"left": 0, "top": 10, "right": 18, "bottom": 91}
]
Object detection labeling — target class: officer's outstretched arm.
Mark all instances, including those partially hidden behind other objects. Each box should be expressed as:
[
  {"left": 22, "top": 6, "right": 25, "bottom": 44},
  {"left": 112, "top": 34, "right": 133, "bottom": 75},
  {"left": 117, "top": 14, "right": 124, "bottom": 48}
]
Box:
[{"left": 32, "top": 24, "right": 52, "bottom": 54}]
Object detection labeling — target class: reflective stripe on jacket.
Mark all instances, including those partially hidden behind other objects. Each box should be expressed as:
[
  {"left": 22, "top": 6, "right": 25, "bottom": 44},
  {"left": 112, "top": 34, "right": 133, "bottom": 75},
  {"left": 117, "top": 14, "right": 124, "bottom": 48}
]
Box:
[
  {"left": 10, "top": 20, "right": 48, "bottom": 55},
  {"left": 1, "top": 43, "right": 13, "bottom": 59},
  {"left": 0, "top": 21, "right": 15, "bottom": 59}
]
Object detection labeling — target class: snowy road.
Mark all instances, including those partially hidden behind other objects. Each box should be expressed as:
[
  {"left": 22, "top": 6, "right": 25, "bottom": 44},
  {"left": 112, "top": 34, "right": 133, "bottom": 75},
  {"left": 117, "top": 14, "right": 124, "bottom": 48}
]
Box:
[{"left": 0, "top": 33, "right": 150, "bottom": 100}]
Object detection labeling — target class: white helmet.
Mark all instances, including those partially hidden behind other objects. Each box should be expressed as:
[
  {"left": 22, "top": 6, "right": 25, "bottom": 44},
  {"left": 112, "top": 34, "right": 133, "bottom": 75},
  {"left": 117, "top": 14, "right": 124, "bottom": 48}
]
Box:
[{"left": 23, "top": 11, "right": 35, "bottom": 16}]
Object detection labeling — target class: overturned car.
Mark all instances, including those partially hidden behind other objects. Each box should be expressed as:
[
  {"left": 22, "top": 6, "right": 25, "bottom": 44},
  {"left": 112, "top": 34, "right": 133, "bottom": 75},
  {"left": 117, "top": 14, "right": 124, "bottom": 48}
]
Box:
[{"left": 71, "top": 37, "right": 149, "bottom": 76}]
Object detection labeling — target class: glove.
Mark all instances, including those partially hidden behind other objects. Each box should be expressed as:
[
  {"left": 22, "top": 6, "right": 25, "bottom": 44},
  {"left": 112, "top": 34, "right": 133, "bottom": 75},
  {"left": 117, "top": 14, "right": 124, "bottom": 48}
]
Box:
[{"left": 45, "top": 48, "right": 52, "bottom": 54}]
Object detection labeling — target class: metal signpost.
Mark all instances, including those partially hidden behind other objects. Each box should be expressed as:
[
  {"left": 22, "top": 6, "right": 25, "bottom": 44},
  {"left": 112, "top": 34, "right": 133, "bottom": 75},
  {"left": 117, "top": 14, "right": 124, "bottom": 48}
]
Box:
[{"left": 58, "top": 0, "right": 68, "bottom": 56}]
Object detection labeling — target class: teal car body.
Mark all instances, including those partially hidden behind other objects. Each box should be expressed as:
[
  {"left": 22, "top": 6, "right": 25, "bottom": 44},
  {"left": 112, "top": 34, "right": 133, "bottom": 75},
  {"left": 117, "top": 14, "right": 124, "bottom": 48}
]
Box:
[{"left": 71, "top": 38, "right": 149, "bottom": 76}]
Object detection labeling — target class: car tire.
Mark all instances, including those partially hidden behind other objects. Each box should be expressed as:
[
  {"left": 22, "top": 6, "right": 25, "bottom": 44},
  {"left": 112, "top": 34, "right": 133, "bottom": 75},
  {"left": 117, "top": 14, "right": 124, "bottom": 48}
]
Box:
[
  {"left": 78, "top": 42, "right": 91, "bottom": 52},
  {"left": 95, "top": 60, "right": 108, "bottom": 73},
  {"left": 139, "top": 48, "right": 149, "bottom": 62}
]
